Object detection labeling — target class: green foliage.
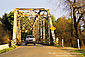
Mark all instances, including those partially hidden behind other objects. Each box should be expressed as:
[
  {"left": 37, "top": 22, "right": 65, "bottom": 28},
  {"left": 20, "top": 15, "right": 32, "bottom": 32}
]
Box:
[
  {"left": 72, "top": 49, "right": 85, "bottom": 57},
  {"left": 51, "top": 15, "right": 56, "bottom": 26},
  {"left": 53, "top": 44, "right": 61, "bottom": 47},
  {"left": 1, "top": 11, "right": 14, "bottom": 30},
  {"left": 21, "top": 32, "right": 32, "bottom": 40},
  {"left": 0, "top": 47, "right": 15, "bottom": 54},
  {"left": 0, "top": 11, "right": 14, "bottom": 45},
  {"left": 0, "top": 17, "right": 2, "bottom": 24},
  {"left": 20, "top": 14, "right": 34, "bottom": 40},
  {"left": 0, "top": 22, "right": 2, "bottom": 25},
  {"left": 45, "top": 18, "right": 48, "bottom": 36}
]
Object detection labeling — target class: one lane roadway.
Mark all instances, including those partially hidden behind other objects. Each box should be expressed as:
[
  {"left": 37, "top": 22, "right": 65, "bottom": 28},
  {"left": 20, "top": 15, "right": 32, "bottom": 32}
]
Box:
[{"left": 0, "top": 44, "right": 81, "bottom": 57}]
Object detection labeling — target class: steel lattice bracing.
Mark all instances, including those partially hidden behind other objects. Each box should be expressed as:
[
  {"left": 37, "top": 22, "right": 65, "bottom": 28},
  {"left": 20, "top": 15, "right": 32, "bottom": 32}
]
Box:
[{"left": 13, "top": 8, "right": 55, "bottom": 45}]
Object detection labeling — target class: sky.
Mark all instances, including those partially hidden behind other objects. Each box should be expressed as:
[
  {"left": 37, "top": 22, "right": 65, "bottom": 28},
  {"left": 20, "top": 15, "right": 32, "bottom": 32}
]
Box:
[{"left": 0, "top": 0, "right": 67, "bottom": 20}]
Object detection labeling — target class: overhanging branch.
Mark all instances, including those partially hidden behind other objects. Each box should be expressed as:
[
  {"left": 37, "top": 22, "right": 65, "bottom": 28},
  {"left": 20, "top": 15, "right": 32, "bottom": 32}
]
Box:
[
  {"left": 75, "top": 5, "right": 85, "bottom": 9},
  {"left": 77, "top": 11, "right": 85, "bottom": 24}
]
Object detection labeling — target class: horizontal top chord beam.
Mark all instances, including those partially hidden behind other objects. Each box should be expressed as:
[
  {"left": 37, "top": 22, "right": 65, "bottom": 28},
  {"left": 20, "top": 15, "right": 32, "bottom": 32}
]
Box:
[{"left": 16, "top": 8, "right": 49, "bottom": 11}]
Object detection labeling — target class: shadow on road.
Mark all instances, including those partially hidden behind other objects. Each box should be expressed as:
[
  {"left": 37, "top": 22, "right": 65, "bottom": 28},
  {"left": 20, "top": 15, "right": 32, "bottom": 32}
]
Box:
[
  {"left": 20, "top": 44, "right": 44, "bottom": 47},
  {"left": 60, "top": 49, "right": 75, "bottom": 51}
]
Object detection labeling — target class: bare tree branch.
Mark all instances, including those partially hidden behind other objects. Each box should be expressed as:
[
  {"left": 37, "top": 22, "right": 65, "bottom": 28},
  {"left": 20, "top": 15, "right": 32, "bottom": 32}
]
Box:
[{"left": 77, "top": 11, "right": 85, "bottom": 24}]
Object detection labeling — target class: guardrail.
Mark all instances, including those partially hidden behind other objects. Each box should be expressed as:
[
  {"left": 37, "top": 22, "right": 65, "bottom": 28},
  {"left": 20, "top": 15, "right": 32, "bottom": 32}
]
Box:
[{"left": 0, "top": 44, "right": 9, "bottom": 50}]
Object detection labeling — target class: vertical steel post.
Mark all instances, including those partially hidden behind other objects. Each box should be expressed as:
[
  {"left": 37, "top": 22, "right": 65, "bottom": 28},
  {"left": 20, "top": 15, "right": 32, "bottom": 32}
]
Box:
[
  {"left": 36, "top": 17, "right": 39, "bottom": 43},
  {"left": 37, "top": 18, "right": 39, "bottom": 43},
  {"left": 34, "top": 24, "right": 35, "bottom": 37},
  {"left": 33, "top": 22, "right": 35, "bottom": 38},
  {"left": 34, "top": 18, "right": 37, "bottom": 41},
  {"left": 36, "top": 18, "right": 38, "bottom": 42},
  {"left": 47, "top": 10, "right": 56, "bottom": 44},
  {"left": 47, "top": 16, "right": 50, "bottom": 44},
  {"left": 43, "top": 17, "right": 45, "bottom": 44},
  {"left": 13, "top": 9, "right": 18, "bottom": 44},
  {"left": 17, "top": 18, "right": 21, "bottom": 45},
  {"left": 40, "top": 18, "right": 43, "bottom": 43}
]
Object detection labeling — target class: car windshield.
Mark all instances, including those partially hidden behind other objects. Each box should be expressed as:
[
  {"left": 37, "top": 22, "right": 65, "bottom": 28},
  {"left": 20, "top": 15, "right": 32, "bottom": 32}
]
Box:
[{"left": 26, "top": 36, "right": 34, "bottom": 38}]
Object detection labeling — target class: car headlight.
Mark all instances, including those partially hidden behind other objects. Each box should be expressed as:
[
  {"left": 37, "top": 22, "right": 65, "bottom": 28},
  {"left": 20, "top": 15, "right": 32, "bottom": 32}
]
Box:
[{"left": 33, "top": 38, "right": 35, "bottom": 41}]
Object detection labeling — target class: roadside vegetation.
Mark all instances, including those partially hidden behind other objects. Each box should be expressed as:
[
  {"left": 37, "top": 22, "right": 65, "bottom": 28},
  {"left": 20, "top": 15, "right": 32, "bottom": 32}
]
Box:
[
  {"left": 0, "top": 12, "right": 14, "bottom": 45},
  {"left": 72, "top": 49, "right": 85, "bottom": 57},
  {"left": 0, "top": 47, "right": 16, "bottom": 54}
]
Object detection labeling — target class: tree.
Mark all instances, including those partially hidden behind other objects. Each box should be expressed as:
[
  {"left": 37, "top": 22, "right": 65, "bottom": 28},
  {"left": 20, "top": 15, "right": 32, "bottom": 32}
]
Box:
[
  {"left": 0, "top": 17, "right": 10, "bottom": 44},
  {"left": 66, "top": 0, "right": 85, "bottom": 47},
  {"left": 0, "top": 17, "right": 2, "bottom": 24},
  {"left": 1, "top": 11, "right": 14, "bottom": 40},
  {"left": 55, "top": 17, "right": 76, "bottom": 46},
  {"left": 51, "top": 0, "right": 85, "bottom": 47}
]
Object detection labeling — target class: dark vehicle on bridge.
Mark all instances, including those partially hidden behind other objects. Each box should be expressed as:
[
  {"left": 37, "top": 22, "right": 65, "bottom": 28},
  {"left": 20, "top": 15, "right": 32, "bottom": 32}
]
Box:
[{"left": 25, "top": 35, "right": 36, "bottom": 45}]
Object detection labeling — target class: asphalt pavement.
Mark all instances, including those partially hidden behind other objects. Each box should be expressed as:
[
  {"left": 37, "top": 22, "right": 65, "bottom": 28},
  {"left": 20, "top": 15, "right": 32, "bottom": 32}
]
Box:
[{"left": 0, "top": 44, "right": 81, "bottom": 57}]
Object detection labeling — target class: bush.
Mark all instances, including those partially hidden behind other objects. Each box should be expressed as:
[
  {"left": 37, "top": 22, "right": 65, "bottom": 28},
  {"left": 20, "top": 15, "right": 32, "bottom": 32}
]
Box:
[{"left": 0, "top": 24, "right": 10, "bottom": 45}]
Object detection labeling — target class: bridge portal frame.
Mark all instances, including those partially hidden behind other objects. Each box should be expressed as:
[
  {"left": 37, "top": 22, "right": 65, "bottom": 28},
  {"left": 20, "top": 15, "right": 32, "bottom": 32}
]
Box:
[{"left": 13, "top": 8, "right": 55, "bottom": 45}]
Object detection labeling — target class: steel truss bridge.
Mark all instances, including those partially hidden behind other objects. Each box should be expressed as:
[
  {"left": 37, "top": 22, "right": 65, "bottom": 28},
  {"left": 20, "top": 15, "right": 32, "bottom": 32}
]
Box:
[{"left": 13, "top": 8, "right": 55, "bottom": 45}]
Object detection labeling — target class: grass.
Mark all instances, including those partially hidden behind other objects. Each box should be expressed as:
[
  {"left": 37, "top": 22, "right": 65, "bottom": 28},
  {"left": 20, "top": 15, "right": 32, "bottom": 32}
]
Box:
[
  {"left": 53, "top": 44, "right": 61, "bottom": 47},
  {"left": 72, "top": 49, "right": 85, "bottom": 57},
  {"left": 0, "top": 47, "right": 16, "bottom": 54}
]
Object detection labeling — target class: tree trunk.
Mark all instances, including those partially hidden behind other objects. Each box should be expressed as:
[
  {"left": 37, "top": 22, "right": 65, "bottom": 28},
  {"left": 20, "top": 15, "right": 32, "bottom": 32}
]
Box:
[
  {"left": 74, "top": 23, "right": 79, "bottom": 38},
  {"left": 84, "top": 19, "right": 85, "bottom": 33},
  {"left": 78, "top": 24, "right": 85, "bottom": 47},
  {"left": 73, "top": 7, "right": 84, "bottom": 48},
  {"left": 80, "top": 38, "right": 84, "bottom": 47}
]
